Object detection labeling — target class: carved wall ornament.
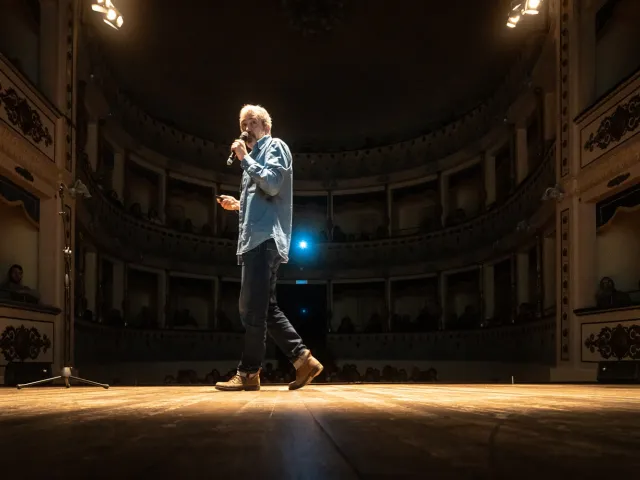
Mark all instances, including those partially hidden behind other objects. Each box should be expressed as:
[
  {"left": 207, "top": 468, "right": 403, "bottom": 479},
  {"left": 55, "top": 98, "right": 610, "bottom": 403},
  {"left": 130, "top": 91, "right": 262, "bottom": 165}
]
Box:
[
  {"left": 607, "top": 172, "right": 630, "bottom": 188},
  {"left": 584, "top": 323, "right": 640, "bottom": 361},
  {"left": 0, "top": 325, "right": 52, "bottom": 362},
  {"left": 0, "top": 83, "right": 53, "bottom": 147},
  {"left": 584, "top": 94, "right": 639, "bottom": 152},
  {"left": 558, "top": 0, "right": 572, "bottom": 178},
  {"left": 560, "top": 208, "right": 570, "bottom": 361}
]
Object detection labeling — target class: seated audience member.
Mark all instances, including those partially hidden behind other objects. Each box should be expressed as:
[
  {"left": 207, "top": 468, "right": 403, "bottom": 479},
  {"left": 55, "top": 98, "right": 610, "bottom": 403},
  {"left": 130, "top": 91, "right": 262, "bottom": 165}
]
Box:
[
  {"left": 0, "top": 264, "right": 40, "bottom": 303},
  {"left": 596, "top": 277, "right": 632, "bottom": 309}
]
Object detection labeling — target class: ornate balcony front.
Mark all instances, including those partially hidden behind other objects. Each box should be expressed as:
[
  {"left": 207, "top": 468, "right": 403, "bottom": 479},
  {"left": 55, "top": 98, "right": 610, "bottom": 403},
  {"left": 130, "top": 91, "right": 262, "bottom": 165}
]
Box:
[
  {"left": 0, "top": 53, "right": 64, "bottom": 197},
  {"left": 576, "top": 67, "right": 640, "bottom": 200},
  {"left": 77, "top": 143, "right": 555, "bottom": 278}
]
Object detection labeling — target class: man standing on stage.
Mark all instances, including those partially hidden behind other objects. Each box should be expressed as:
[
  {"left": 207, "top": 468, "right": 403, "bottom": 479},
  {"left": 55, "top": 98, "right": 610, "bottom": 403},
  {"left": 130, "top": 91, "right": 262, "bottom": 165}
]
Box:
[{"left": 215, "top": 104, "right": 323, "bottom": 391}]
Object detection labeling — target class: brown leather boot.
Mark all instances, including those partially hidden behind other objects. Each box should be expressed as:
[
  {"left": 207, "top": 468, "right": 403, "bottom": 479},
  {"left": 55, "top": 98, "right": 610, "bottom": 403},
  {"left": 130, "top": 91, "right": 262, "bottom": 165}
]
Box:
[
  {"left": 289, "top": 350, "right": 323, "bottom": 390},
  {"left": 215, "top": 370, "right": 260, "bottom": 391}
]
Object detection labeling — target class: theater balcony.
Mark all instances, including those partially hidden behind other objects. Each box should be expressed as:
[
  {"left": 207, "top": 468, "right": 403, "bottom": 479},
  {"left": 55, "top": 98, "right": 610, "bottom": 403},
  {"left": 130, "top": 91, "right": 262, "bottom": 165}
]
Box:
[{"left": 68, "top": 3, "right": 564, "bottom": 385}]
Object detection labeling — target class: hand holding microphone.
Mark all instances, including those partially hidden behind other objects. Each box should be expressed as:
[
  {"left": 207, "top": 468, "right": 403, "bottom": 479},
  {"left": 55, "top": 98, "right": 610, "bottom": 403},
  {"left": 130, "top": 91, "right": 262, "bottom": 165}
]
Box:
[{"left": 227, "top": 131, "right": 250, "bottom": 165}]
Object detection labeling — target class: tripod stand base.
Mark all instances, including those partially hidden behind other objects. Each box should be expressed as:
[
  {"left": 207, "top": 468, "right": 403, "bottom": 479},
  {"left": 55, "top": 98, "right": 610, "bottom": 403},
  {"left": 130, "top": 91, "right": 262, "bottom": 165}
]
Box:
[{"left": 16, "top": 367, "right": 109, "bottom": 389}]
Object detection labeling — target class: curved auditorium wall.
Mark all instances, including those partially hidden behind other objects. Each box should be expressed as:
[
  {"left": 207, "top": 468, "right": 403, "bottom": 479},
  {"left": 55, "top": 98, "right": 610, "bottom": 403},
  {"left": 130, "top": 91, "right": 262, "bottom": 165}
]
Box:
[{"left": 73, "top": 24, "right": 558, "bottom": 384}]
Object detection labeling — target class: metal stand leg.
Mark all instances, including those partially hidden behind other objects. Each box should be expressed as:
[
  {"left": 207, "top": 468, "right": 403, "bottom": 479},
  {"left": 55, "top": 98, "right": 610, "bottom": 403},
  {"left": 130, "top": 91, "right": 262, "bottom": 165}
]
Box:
[{"left": 17, "top": 367, "right": 109, "bottom": 390}]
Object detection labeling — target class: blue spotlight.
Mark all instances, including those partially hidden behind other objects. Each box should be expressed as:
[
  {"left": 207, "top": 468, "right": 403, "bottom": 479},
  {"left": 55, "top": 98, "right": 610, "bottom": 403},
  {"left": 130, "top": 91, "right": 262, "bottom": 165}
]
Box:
[{"left": 298, "top": 240, "right": 308, "bottom": 250}]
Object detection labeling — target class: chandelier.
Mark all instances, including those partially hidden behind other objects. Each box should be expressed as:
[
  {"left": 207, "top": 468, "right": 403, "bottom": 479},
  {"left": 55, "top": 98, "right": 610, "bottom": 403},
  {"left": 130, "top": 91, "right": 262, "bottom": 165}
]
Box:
[
  {"left": 91, "top": 0, "right": 123, "bottom": 30},
  {"left": 506, "top": 0, "right": 543, "bottom": 28}
]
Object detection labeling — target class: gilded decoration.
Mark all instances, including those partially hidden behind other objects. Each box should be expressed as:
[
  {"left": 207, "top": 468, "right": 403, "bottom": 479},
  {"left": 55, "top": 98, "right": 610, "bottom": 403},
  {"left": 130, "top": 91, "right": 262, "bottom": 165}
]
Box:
[
  {"left": 584, "top": 94, "right": 639, "bottom": 152},
  {"left": 560, "top": 208, "right": 570, "bottom": 361},
  {"left": 0, "top": 83, "right": 53, "bottom": 148},
  {"left": 584, "top": 323, "right": 640, "bottom": 361},
  {"left": 0, "top": 325, "right": 52, "bottom": 362}
]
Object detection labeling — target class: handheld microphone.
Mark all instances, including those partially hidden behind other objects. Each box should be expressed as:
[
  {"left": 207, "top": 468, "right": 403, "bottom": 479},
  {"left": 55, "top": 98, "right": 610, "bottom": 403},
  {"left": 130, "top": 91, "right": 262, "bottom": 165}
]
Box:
[{"left": 227, "top": 132, "right": 250, "bottom": 166}]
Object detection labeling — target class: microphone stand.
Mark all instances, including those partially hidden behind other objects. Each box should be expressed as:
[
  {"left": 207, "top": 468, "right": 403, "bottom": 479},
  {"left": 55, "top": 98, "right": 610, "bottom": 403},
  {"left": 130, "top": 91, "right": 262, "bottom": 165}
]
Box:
[{"left": 17, "top": 181, "right": 109, "bottom": 389}]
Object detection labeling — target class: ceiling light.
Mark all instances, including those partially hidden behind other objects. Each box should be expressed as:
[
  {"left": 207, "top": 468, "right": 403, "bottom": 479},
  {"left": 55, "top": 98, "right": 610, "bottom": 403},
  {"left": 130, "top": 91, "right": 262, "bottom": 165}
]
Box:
[
  {"left": 523, "top": 0, "right": 541, "bottom": 14},
  {"left": 92, "top": 1, "right": 123, "bottom": 30},
  {"left": 506, "top": 0, "right": 543, "bottom": 28}
]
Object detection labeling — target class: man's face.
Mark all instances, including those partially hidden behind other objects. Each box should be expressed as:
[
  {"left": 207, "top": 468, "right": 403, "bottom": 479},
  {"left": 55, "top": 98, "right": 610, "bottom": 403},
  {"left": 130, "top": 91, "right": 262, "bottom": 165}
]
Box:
[
  {"left": 10, "top": 267, "right": 22, "bottom": 284},
  {"left": 240, "top": 114, "right": 267, "bottom": 149}
]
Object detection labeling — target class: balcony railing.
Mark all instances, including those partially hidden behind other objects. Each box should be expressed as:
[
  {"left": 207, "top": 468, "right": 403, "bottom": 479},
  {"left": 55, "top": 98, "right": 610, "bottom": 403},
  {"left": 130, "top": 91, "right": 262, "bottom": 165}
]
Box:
[
  {"left": 77, "top": 142, "right": 555, "bottom": 271},
  {"left": 74, "top": 315, "right": 556, "bottom": 365},
  {"left": 0, "top": 53, "right": 60, "bottom": 173},
  {"left": 577, "top": 67, "right": 640, "bottom": 170}
]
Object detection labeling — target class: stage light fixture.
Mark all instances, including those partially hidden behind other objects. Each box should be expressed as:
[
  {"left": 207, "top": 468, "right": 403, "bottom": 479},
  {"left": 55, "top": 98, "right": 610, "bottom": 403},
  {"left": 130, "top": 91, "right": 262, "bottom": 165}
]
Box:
[
  {"left": 92, "top": 0, "right": 124, "bottom": 30},
  {"left": 506, "top": 0, "right": 543, "bottom": 28},
  {"left": 523, "top": 0, "right": 541, "bottom": 14}
]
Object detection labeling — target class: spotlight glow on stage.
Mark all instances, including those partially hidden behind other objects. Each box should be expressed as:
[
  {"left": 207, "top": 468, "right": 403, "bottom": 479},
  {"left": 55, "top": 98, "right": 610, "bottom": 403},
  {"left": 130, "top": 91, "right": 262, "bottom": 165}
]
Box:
[{"left": 298, "top": 240, "right": 308, "bottom": 250}]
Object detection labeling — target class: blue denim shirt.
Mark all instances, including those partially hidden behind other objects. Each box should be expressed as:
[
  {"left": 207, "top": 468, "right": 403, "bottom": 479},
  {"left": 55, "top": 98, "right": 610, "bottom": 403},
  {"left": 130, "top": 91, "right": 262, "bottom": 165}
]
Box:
[{"left": 237, "top": 135, "right": 293, "bottom": 262}]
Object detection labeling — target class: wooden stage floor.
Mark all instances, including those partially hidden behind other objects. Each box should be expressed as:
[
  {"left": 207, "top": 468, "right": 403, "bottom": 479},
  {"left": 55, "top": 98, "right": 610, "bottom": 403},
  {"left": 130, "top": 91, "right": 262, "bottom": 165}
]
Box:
[{"left": 1, "top": 383, "right": 638, "bottom": 479}]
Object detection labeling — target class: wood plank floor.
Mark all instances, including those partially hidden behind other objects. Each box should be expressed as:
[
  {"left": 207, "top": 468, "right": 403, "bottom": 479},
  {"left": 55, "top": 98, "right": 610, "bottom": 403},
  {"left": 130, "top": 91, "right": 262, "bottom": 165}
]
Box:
[{"left": 1, "top": 384, "right": 638, "bottom": 479}]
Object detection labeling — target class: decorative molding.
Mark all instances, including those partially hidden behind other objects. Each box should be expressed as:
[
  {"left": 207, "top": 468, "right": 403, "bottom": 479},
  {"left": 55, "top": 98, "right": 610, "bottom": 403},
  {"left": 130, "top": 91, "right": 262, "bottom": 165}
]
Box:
[
  {"left": 0, "top": 123, "right": 59, "bottom": 193},
  {"left": 584, "top": 94, "right": 639, "bottom": 152},
  {"left": 607, "top": 172, "right": 630, "bottom": 188},
  {"left": 582, "top": 320, "right": 640, "bottom": 362},
  {"left": 577, "top": 134, "right": 640, "bottom": 195},
  {"left": 0, "top": 82, "right": 53, "bottom": 150},
  {"left": 65, "top": 0, "right": 77, "bottom": 173},
  {"left": 558, "top": 0, "right": 572, "bottom": 178},
  {"left": 0, "top": 322, "right": 53, "bottom": 364},
  {"left": 560, "top": 208, "right": 570, "bottom": 361}
]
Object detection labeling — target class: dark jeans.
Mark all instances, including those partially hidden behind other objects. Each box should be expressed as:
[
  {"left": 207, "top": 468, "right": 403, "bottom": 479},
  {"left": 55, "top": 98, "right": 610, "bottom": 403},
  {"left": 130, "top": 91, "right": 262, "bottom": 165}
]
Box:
[{"left": 238, "top": 239, "right": 307, "bottom": 374}]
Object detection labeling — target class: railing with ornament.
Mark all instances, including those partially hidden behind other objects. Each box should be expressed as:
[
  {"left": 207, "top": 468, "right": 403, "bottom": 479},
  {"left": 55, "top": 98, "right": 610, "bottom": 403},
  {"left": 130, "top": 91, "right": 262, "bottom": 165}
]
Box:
[
  {"left": 577, "top": 67, "right": 640, "bottom": 171},
  {"left": 0, "top": 53, "right": 60, "bottom": 181},
  {"left": 328, "top": 316, "right": 556, "bottom": 364},
  {"left": 77, "top": 142, "right": 555, "bottom": 272},
  {"left": 74, "top": 315, "right": 555, "bottom": 365},
  {"left": 84, "top": 28, "right": 549, "bottom": 182}
]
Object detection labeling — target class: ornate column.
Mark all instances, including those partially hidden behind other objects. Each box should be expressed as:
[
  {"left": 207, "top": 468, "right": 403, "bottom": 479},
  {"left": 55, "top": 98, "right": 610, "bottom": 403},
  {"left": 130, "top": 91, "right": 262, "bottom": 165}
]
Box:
[
  {"left": 484, "top": 152, "right": 496, "bottom": 207},
  {"left": 552, "top": 0, "right": 598, "bottom": 381},
  {"left": 543, "top": 235, "right": 556, "bottom": 311}
]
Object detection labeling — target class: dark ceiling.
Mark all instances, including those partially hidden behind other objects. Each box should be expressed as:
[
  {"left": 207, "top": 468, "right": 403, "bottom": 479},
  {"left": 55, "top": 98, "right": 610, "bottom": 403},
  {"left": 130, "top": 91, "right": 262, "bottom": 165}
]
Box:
[{"left": 94, "top": 0, "right": 529, "bottom": 151}]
